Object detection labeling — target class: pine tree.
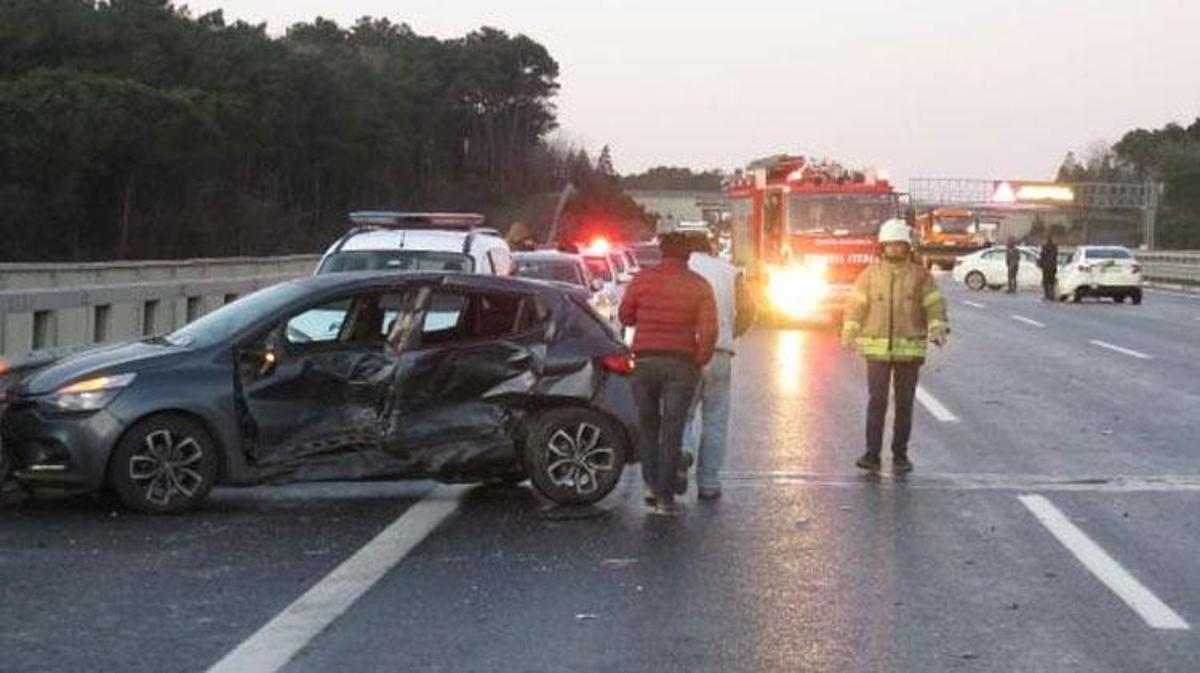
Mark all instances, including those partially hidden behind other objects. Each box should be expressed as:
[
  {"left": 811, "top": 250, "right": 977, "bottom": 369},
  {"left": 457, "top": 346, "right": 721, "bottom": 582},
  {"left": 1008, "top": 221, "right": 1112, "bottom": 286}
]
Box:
[{"left": 596, "top": 144, "right": 616, "bottom": 176}]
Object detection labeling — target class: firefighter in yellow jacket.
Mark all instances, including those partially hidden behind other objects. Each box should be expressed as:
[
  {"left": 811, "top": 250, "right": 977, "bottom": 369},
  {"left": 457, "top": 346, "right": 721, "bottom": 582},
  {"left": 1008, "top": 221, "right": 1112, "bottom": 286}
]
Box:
[{"left": 841, "top": 219, "right": 949, "bottom": 473}]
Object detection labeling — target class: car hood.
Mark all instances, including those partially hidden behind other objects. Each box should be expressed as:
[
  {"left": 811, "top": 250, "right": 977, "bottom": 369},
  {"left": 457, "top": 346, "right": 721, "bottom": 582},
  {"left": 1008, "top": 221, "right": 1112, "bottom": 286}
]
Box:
[{"left": 18, "top": 341, "right": 187, "bottom": 396}]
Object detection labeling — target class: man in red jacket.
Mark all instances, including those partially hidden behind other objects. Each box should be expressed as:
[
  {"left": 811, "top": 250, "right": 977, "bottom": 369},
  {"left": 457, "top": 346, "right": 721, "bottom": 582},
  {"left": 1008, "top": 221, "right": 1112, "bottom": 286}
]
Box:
[{"left": 619, "top": 233, "right": 718, "bottom": 516}]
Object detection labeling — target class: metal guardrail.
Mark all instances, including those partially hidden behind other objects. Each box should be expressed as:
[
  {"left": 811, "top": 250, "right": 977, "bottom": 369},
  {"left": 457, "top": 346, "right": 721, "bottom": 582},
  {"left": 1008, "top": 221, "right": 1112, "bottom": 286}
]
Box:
[
  {"left": 0, "top": 255, "right": 320, "bottom": 359},
  {"left": 1138, "top": 251, "right": 1200, "bottom": 285}
]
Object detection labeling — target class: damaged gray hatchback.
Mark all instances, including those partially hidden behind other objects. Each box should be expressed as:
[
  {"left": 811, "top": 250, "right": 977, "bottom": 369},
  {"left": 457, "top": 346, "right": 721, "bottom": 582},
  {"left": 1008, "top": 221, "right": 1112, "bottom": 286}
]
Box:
[{"left": 1, "top": 272, "right": 639, "bottom": 513}]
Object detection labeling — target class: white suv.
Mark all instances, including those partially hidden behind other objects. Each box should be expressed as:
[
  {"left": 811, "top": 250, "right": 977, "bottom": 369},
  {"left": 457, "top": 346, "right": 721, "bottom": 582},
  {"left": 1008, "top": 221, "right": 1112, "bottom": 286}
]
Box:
[
  {"left": 316, "top": 211, "right": 513, "bottom": 276},
  {"left": 1057, "top": 245, "right": 1144, "bottom": 304}
]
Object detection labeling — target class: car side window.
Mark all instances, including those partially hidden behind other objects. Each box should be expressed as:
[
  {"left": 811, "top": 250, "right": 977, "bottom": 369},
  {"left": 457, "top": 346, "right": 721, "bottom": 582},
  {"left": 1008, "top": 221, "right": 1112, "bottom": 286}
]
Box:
[
  {"left": 981, "top": 250, "right": 1002, "bottom": 261},
  {"left": 283, "top": 292, "right": 409, "bottom": 348},
  {"left": 416, "top": 289, "right": 541, "bottom": 348},
  {"left": 285, "top": 299, "right": 351, "bottom": 345}
]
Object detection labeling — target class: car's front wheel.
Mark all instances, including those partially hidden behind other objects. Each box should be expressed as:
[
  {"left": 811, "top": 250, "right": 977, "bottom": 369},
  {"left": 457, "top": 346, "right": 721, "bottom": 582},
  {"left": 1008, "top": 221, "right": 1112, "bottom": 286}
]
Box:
[
  {"left": 965, "top": 271, "right": 986, "bottom": 292},
  {"left": 522, "top": 408, "right": 626, "bottom": 506},
  {"left": 1131, "top": 289, "right": 1143, "bottom": 305},
  {"left": 108, "top": 414, "right": 219, "bottom": 514}
]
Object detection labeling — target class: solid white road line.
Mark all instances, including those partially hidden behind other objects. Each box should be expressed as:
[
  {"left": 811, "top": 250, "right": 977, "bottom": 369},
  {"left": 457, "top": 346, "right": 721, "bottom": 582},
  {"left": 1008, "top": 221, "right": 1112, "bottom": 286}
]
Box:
[
  {"left": 1019, "top": 494, "right": 1190, "bottom": 631},
  {"left": 1089, "top": 339, "right": 1153, "bottom": 360},
  {"left": 205, "top": 485, "right": 466, "bottom": 673},
  {"left": 915, "top": 385, "right": 959, "bottom": 423},
  {"left": 962, "top": 300, "right": 986, "bottom": 309},
  {"left": 1011, "top": 314, "right": 1046, "bottom": 328}
]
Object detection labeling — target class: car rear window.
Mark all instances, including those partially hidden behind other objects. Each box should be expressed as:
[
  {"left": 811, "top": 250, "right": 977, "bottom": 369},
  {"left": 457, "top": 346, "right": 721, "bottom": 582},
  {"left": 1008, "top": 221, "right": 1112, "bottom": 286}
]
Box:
[
  {"left": 1085, "top": 248, "right": 1133, "bottom": 260},
  {"left": 319, "top": 251, "right": 475, "bottom": 274},
  {"left": 632, "top": 244, "right": 661, "bottom": 267},
  {"left": 583, "top": 256, "right": 614, "bottom": 282},
  {"left": 514, "top": 259, "right": 585, "bottom": 286}
]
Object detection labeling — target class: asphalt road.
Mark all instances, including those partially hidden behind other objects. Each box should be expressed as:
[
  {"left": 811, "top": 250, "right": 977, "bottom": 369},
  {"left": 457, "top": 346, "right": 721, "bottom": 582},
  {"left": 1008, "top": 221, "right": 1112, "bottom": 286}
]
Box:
[{"left": 3, "top": 279, "right": 1200, "bottom": 672}]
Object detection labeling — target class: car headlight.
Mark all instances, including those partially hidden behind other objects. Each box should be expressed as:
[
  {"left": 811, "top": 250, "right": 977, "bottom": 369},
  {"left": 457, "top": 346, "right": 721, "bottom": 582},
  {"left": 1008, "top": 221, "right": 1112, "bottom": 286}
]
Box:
[{"left": 44, "top": 373, "right": 137, "bottom": 412}]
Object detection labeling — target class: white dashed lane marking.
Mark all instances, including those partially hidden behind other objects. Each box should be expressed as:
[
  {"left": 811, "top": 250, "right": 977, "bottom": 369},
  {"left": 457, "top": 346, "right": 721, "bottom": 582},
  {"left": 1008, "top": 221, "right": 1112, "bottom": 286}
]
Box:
[
  {"left": 915, "top": 385, "right": 959, "bottom": 423},
  {"left": 962, "top": 300, "right": 986, "bottom": 309},
  {"left": 1011, "top": 314, "right": 1046, "bottom": 328},
  {"left": 1089, "top": 340, "right": 1153, "bottom": 360},
  {"left": 1019, "top": 494, "right": 1190, "bottom": 631}
]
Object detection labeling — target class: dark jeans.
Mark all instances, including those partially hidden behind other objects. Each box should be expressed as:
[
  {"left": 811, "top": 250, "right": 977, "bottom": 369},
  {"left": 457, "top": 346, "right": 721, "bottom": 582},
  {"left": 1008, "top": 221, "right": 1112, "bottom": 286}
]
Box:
[
  {"left": 1007, "top": 266, "right": 1018, "bottom": 293},
  {"left": 632, "top": 354, "right": 701, "bottom": 504},
  {"left": 1042, "top": 272, "right": 1057, "bottom": 300},
  {"left": 866, "top": 360, "right": 921, "bottom": 458}
]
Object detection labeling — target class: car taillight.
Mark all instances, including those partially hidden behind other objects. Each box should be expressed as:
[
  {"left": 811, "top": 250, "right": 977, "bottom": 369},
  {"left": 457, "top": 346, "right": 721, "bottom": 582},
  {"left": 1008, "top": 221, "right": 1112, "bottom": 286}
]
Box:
[{"left": 599, "top": 353, "right": 635, "bottom": 375}]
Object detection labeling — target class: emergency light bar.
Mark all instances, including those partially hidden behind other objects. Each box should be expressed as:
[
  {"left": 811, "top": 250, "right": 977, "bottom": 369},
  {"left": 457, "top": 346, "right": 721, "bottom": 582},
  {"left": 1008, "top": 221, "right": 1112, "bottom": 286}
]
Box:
[{"left": 347, "top": 211, "right": 486, "bottom": 229}]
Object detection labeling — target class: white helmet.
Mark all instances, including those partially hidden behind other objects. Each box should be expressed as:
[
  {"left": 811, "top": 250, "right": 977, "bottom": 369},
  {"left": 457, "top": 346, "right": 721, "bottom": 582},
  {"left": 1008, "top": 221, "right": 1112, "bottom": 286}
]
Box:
[{"left": 878, "top": 219, "right": 912, "bottom": 244}]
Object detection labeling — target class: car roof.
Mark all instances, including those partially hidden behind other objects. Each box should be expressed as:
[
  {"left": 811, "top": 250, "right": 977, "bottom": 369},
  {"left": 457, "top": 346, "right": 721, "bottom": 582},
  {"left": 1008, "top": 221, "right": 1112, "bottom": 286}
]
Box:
[
  {"left": 336, "top": 229, "right": 501, "bottom": 253},
  {"left": 284, "top": 270, "right": 565, "bottom": 298},
  {"left": 513, "top": 251, "right": 583, "bottom": 263}
]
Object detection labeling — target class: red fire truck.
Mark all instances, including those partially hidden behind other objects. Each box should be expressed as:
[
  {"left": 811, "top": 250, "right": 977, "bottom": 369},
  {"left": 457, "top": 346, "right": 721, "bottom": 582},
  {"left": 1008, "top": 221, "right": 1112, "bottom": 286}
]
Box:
[{"left": 728, "top": 156, "right": 900, "bottom": 326}]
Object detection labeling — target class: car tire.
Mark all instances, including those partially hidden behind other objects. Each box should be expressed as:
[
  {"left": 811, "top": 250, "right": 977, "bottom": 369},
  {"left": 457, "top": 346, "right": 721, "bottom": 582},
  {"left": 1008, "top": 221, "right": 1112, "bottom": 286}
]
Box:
[
  {"left": 965, "top": 271, "right": 986, "bottom": 292},
  {"left": 107, "top": 414, "right": 219, "bottom": 514},
  {"left": 1131, "top": 289, "right": 1143, "bottom": 305},
  {"left": 1072, "top": 288, "right": 1085, "bottom": 303},
  {"left": 522, "top": 407, "right": 626, "bottom": 507},
  {"left": 1114, "top": 294, "right": 1126, "bottom": 304}
]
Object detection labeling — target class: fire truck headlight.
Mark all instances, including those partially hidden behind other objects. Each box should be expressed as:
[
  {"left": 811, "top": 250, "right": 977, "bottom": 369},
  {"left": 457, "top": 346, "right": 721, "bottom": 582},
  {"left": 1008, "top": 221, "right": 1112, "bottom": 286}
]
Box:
[{"left": 767, "top": 262, "right": 829, "bottom": 319}]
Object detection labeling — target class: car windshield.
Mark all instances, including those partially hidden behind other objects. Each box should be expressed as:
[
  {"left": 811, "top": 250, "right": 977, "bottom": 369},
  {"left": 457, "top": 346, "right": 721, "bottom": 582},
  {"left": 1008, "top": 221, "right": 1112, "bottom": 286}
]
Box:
[
  {"left": 584, "top": 256, "right": 613, "bottom": 282},
  {"left": 1086, "top": 248, "right": 1133, "bottom": 260},
  {"left": 610, "top": 253, "right": 627, "bottom": 274},
  {"left": 787, "top": 193, "right": 897, "bottom": 235},
  {"left": 164, "top": 281, "right": 312, "bottom": 348},
  {"left": 935, "top": 216, "right": 975, "bottom": 233},
  {"left": 318, "top": 250, "right": 474, "bottom": 274},
  {"left": 514, "top": 258, "right": 585, "bottom": 286}
]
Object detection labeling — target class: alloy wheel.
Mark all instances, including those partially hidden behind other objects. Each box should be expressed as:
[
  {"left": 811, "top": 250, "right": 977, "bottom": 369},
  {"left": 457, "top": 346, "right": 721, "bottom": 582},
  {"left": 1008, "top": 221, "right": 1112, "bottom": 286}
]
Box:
[
  {"left": 544, "top": 422, "right": 617, "bottom": 496},
  {"left": 128, "top": 429, "right": 207, "bottom": 506}
]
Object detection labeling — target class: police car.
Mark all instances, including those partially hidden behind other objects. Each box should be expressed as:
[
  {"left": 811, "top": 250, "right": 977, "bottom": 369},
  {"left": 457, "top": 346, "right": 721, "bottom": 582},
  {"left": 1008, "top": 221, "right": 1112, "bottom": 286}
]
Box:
[{"left": 315, "top": 212, "right": 513, "bottom": 276}]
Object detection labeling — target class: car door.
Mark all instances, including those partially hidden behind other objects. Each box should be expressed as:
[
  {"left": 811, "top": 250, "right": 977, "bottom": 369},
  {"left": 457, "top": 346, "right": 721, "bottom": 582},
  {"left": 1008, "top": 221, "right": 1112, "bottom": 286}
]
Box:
[
  {"left": 1018, "top": 250, "right": 1042, "bottom": 287},
  {"left": 381, "top": 284, "right": 548, "bottom": 477},
  {"left": 236, "top": 289, "right": 406, "bottom": 469},
  {"left": 978, "top": 250, "right": 1006, "bottom": 285}
]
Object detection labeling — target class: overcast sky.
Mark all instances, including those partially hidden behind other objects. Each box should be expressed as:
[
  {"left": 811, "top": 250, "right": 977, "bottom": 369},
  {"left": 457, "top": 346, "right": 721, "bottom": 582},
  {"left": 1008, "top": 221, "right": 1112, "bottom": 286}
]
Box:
[{"left": 184, "top": 0, "right": 1200, "bottom": 184}]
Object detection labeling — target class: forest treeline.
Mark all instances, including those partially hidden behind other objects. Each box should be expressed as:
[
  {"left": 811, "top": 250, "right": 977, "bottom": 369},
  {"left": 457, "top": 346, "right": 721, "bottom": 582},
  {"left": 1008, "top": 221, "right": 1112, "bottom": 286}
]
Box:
[
  {"left": 1058, "top": 119, "right": 1200, "bottom": 248},
  {"left": 0, "top": 1, "right": 649, "bottom": 261}
]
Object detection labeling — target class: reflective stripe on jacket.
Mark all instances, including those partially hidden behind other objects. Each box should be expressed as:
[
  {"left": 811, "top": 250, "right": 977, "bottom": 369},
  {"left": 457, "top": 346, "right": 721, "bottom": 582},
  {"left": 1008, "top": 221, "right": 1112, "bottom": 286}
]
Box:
[{"left": 841, "top": 257, "right": 949, "bottom": 362}]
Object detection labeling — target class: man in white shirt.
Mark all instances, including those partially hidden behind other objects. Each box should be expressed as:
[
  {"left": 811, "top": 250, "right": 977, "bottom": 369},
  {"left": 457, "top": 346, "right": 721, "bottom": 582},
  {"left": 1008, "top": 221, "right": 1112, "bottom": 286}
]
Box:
[{"left": 683, "top": 234, "right": 754, "bottom": 499}]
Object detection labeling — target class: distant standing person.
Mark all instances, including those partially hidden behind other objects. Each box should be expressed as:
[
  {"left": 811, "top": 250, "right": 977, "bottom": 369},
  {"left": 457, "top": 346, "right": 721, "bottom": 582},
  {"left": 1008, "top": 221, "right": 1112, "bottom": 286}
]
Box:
[
  {"left": 842, "top": 220, "right": 949, "bottom": 473},
  {"left": 682, "top": 234, "right": 755, "bottom": 500},
  {"left": 619, "top": 233, "right": 718, "bottom": 517},
  {"left": 1039, "top": 234, "right": 1059, "bottom": 301},
  {"left": 1005, "top": 237, "right": 1021, "bottom": 293}
]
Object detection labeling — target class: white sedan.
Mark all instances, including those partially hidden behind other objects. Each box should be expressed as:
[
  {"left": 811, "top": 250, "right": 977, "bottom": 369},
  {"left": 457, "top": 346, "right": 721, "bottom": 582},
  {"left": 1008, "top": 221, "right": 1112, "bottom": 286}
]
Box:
[
  {"left": 1057, "top": 246, "right": 1143, "bottom": 304},
  {"left": 951, "top": 247, "right": 1041, "bottom": 291}
]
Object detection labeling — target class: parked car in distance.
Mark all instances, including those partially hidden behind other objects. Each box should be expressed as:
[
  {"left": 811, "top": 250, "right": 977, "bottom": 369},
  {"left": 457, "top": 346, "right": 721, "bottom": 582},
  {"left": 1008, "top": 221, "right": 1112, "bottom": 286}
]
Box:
[
  {"left": 1057, "top": 246, "right": 1144, "bottom": 304},
  {"left": 629, "top": 242, "right": 662, "bottom": 269},
  {"left": 1, "top": 272, "right": 639, "bottom": 513},
  {"left": 512, "top": 251, "right": 618, "bottom": 329},
  {"left": 951, "top": 246, "right": 1041, "bottom": 291},
  {"left": 316, "top": 211, "right": 513, "bottom": 276}
]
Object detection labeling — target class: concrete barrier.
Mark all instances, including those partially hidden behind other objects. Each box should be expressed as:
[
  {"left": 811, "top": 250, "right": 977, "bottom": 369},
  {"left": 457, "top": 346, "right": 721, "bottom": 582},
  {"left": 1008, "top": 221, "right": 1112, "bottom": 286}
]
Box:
[{"left": 0, "top": 255, "right": 319, "bottom": 359}]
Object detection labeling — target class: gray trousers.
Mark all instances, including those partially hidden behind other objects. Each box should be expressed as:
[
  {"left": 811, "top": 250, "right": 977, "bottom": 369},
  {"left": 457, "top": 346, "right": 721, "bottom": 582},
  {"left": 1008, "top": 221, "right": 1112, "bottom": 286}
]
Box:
[{"left": 632, "top": 354, "right": 700, "bottom": 504}]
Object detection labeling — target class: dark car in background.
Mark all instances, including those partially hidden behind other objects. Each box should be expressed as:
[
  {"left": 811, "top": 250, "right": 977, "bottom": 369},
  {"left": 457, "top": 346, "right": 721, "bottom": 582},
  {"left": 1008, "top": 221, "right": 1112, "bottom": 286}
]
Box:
[{"left": 1, "top": 273, "right": 638, "bottom": 513}]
